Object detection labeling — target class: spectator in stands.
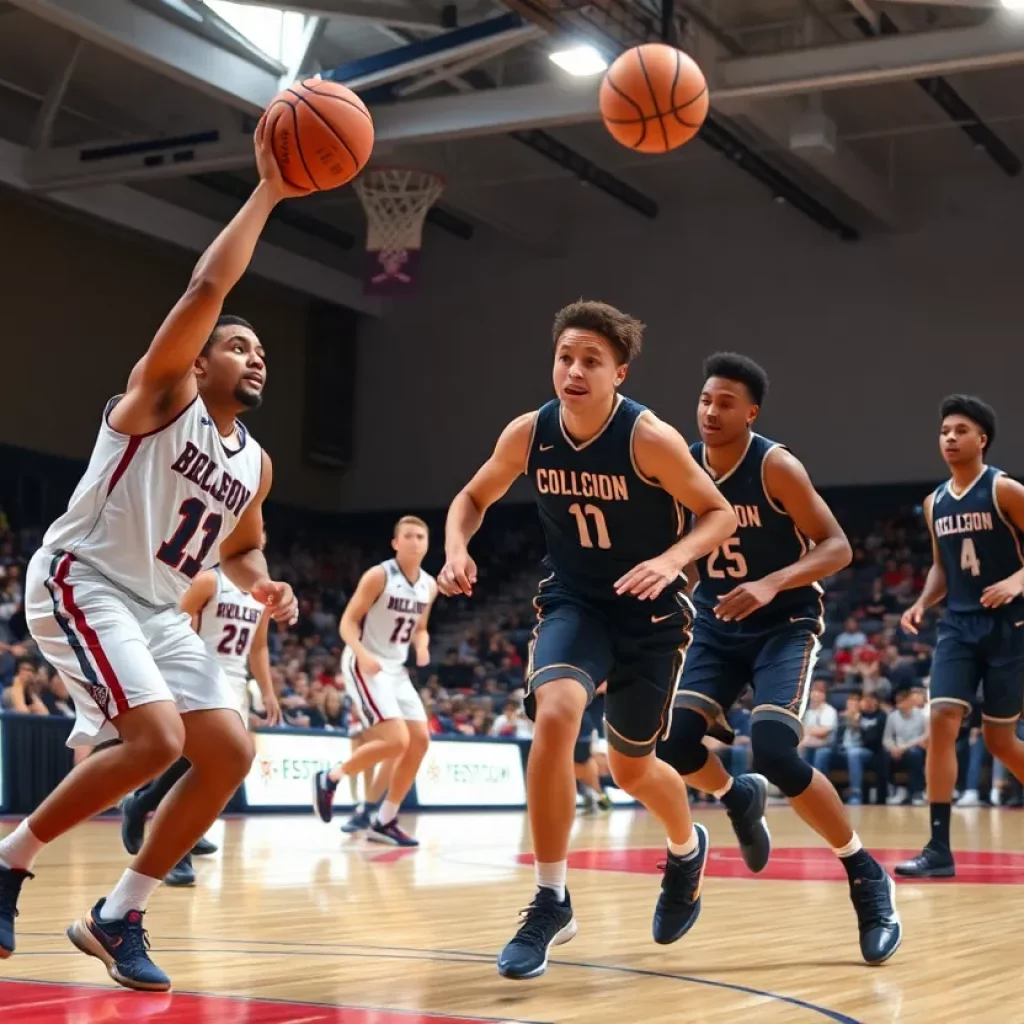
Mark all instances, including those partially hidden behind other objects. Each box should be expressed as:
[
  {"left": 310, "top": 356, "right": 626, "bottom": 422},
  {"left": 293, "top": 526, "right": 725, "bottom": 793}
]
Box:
[
  {"left": 852, "top": 648, "right": 892, "bottom": 704},
  {"left": 491, "top": 699, "right": 533, "bottom": 739},
  {"left": 835, "top": 617, "right": 868, "bottom": 652},
  {"left": 2, "top": 657, "right": 47, "bottom": 715},
  {"left": 863, "top": 576, "right": 896, "bottom": 620},
  {"left": 883, "top": 689, "right": 928, "bottom": 805},
  {"left": 799, "top": 682, "right": 837, "bottom": 774},
  {"left": 837, "top": 692, "right": 887, "bottom": 804}
]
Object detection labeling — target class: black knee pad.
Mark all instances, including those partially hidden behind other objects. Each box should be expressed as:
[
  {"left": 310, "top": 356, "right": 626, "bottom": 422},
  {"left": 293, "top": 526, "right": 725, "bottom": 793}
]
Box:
[
  {"left": 657, "top": 709, "right": 710, "bottom": 776},
  {"left": 574, "top": 741, "right": 592, "bottom": 765},
  {"left": 751, "top": 719, "right": 813, "bottom": 798}
]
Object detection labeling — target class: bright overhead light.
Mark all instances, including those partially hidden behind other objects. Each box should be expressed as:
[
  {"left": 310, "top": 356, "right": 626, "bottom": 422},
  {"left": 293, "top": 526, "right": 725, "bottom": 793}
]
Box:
[
  {"left": 1002, "top": 0, "right": 1024, "bottom": 10},
  {"left": 549, "top": 45, "right": 608, "bottom": 77}
]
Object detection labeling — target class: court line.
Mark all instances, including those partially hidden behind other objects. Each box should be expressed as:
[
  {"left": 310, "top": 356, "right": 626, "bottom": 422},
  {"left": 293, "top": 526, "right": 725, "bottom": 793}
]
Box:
[
  {"left": 0, "top": 975, "right": 544, "bottom": 1024},
  {"left": 13, "top": 935, "right": 862, "bottom": 1023}
]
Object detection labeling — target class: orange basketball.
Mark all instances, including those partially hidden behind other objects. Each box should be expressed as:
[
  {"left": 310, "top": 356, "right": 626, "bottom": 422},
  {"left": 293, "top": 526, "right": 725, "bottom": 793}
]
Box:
[
  {"left": 265, "top": 78, "right": 374, "bottom": 192},
  {"left": 599, "top": 44, "right": 708, "bottom": 154}
]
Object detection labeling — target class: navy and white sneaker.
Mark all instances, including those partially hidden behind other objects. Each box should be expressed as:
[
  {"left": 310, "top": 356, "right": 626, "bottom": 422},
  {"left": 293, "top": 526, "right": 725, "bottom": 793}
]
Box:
[
  {"left": 120, "top": 794, "right": 146, "bottom": 856},
  {"left": 367, "top": 817, "right": 420, "bottom": 847},
  {"left": 849, "top": 864, "right": 902, "bottom": 965},
  {"left": 652, "top": 823, "right": 709, "bottom": 945},
  {"left": 66, "top": 899, "right": 171, "bottom": 992},
  {"left": 724, "top": 774, "right": 772, "bottom": 873},
  {"left": 497, "top": 887, "right": 577, "bottom": 979},
  {"left": 0, "top": 866, "right": 32, "bottom": 958},
  {"left": 341, "top": 805, "right": 373, "bottom": 834},
  {"left": 313, "top": 770, "right": 337, "bottom": 823},
  {"left": 191, "top": 835, "right": 218, "bottom": 857},
  {"left": 164, "top": 854, "right": 195, "bottom": 888}
]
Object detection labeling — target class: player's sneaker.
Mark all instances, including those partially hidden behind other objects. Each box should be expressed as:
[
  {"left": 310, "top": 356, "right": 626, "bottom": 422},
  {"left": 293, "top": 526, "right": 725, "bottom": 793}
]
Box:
[
  {"left": 313, "top": 770, "right": 337, "bottom": 823},
  {"left": 367, "top": 817, "right": 420, "bottom": 847},
  {"left": 652, "top": 823, "right": 709, "bottom": 945},
  {"left": 191, "top": 835, "right": 218, "bottom": 856},
  {"left": 164, "top": 854, "right": 195, "bottom": 888},
  {"left": 724, "top": 773, "right": 771, "bottom": 873},
  {"left": 597, "top": 792, "right": 613, "bottom": 812},
  {"left": 497, "top": 887, "right": 577, "bottom": 980},
  {"left": 848, "top": 864, "right": 902, "bottom": 965},
  {"left": 66, "top": 900, "right": 171, "bottom": 992},
  {"left": 341, "top": 805, "right": 372, "bottom": 834},
  {"left": 0, "top": 866, "right": 32, "bottom": 958},
  {"left": 894, "top": 842, "right": 955, "bottom": 878},
  {"left": 120, "top": 795, "right": 146, "bottom": 856}
]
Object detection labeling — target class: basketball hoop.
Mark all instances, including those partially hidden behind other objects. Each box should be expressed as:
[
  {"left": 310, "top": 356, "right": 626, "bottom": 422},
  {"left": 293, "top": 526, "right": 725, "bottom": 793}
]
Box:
[{"left": 353, "top": 166, "right": 445, "bottom": 296}]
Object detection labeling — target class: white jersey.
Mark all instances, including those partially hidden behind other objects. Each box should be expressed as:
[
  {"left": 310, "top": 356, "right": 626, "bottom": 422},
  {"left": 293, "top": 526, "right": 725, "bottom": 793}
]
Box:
[
  {"left": 42, "top": 393, "right": 263, "bottom": 607},
  {"left": 359, "top": 559, "right": 435, "bottom": 672},
  {"left": 196, "top": 568, "right": 264, "bottom": 681}
]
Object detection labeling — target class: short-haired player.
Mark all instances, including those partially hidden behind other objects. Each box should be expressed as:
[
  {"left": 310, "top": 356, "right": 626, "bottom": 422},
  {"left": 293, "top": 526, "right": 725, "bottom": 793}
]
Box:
[{"left": 314, "top": 517, "right": 437, "bottom": 847}]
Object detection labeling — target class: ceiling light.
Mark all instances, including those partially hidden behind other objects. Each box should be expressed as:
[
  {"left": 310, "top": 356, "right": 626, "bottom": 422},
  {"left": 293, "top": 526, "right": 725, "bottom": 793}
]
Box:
[
  {"left": 1002, "top": 0, "right": 1024, "bottom": 11},
  {"left": 549, "top": 45, "right": 608, "bottom": 77}
]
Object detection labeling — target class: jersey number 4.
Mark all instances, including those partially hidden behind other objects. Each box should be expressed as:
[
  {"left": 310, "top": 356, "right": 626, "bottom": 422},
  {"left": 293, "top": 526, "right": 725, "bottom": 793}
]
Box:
[
  {"left": 960, "top": 537, "right": 981, "bottom": 577},
  {"left": 707, "top": 537, "right": 748, "bottom": 579},
  {"left": 156, "top": 497, "right": 223, "bottom": 579}
]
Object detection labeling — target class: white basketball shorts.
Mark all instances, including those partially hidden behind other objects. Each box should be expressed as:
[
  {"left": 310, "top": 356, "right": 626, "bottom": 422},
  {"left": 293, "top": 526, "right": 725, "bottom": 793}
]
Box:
[
  {"left": 341, "top": 646, "right": 426, "bottom": 727},
  {"left": 26, "top": 548, "right": 241, "bottom": 747}
]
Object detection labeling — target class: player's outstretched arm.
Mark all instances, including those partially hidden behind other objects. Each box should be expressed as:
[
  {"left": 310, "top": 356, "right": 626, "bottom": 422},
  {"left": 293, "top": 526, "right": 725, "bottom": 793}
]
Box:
[
  {"left": 180, "top": 569, "right": 218, "bottom": 630},
  {"left": 981, "top": 476, "right": 1024, "bottom": 608},
  {"left": 413, "top": 583, "right": 438, "bottom": 667},
  {"left": 249, "top": 610, "right": 281, "bottom": 726},
  {"left": 219, "top": 451, "right": 297, "bottom": 625},
  {"left": 616, "top": 414, "right": 736, "bottom": 600},
  {"left": 339, "top": 566, "right": 388, "bottom": 676},
  {"left": 440, "top": 412, "right": 535, "bottom": 597},
  {"left": 715, "top": 447, "right": 852, "bottom": 623},
  {"left": 109, "top": 119, "right": 309, "bottom": 437},
  {"left": 902, "top": 493, "right": 946, "bottom": 634}
]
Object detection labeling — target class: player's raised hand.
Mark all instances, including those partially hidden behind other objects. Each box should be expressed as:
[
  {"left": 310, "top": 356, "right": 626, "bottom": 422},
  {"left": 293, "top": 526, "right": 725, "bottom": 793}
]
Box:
[
  {"left": 251, "top": 579, "right": 298, "bottom": 626},
  {"left": 254, "top": 113, "right": 312, "bottom": 202},
  {"left": 615, "top": 553, "right": 682, "bottom": 601},
  {"left": 981, "top": 574, "right": 1024, "bottom": 609},
  {"left": 439, "top": 550, "right": 478, "bottom": 597},
  {"left": 900, "top": 602, "right": 925, "bottom": 636},
  {"left": 714, "top": 579, "right": 779, "bottom": 622}
]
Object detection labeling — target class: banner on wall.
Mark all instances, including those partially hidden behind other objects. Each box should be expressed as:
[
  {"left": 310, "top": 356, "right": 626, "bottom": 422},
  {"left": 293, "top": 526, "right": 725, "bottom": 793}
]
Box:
[
  {"left": 414, "top": 740, "right": 526, "bottom": 807},
  {"left": 244, "top": 731, "right": 353, "bottom": 808}
]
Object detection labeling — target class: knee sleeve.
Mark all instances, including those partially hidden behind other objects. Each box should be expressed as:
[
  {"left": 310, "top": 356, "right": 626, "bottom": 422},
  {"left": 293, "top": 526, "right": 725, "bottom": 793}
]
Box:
[
  {"left": 751, "top": 719, "right": 813, "bottom": 798},
  {"left": 657, "top": 709, "right": 710, "bottom": 777},
  {"left": 574, "top": 741, "right": 592, "bottom": 765}
]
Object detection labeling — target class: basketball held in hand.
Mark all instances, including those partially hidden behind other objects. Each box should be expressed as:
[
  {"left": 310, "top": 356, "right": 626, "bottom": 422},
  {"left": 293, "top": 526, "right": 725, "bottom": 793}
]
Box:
[
  {"left": 265, "top": 79, "right": 374, "bottom": 192},
  {"left": 599, "top": 44, "right": 708, "bottom": 154}
]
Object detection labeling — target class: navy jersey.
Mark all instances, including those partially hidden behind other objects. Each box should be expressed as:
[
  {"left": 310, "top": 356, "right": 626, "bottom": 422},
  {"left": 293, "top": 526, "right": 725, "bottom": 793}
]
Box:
[
  {"left": 690, "top": 433, "right": 823, "bottom": 633},
  {"left": 526, "top": 395, "right": 684, "bottom": 598},
  {"left": 930, "top": 466, "right": 1024, "bottom": 614}
]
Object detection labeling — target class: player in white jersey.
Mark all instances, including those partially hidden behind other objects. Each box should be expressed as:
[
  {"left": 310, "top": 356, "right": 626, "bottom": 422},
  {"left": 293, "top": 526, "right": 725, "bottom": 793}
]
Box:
[
  {"left": 118, "top": 529, "right": 281, "bottom": 886},
  {"left": 0, "top": 123, "right": 302, "bottom": 992},
  {"left": 314, "top": 517, "right": 437, "bottom": 847}
]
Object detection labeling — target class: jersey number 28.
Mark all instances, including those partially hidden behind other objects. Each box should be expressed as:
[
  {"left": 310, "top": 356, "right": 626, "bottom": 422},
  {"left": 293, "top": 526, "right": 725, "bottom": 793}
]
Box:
[{"left": 218, "top": 624, "right": 251, "bottom": 656}]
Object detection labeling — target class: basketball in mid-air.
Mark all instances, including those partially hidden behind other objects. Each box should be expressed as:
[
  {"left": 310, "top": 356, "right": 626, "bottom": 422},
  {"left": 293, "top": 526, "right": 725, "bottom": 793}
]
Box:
[
  {"left": 599, "top": 43, "right": 708, "bottom": 154},
  {"left": 265, "top": 78, "right": 374, "bottom": 191}
]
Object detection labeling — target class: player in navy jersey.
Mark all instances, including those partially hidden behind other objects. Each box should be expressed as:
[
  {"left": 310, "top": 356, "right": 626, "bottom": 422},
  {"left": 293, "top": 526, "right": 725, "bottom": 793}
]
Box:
[
  {"left": 658, "top": 353, "right": 901, "bottom": 965},
  {"left": 896, "top": 395, "right": 1024, "bottom": 879},
  {"left": 439, "top": 301, "right": 736, "bottom": 980}
]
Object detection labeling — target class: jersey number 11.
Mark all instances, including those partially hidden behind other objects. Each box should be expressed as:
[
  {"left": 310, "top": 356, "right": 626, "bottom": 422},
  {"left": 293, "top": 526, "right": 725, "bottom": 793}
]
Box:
[{"left": 568, "top": 503, "right": 611, "bottom": 549}]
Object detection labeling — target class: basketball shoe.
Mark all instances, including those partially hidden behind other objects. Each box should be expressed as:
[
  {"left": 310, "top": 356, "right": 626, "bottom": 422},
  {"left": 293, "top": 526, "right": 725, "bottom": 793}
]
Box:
[
  {"left": 497, "top": 887, "right": 577, "bottom": 979},
  {"left": 652, "top": 823, "right": 709, "bottom": 944},
  {"left": 0, "top": 866, "right": 32, "bottom": 957},
  {"left": 66, "top": 900, "right": 171, "bottom": 991}
]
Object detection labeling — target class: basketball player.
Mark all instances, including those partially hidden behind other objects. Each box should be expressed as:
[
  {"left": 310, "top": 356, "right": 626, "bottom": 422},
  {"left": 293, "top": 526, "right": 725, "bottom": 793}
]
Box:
[
  {"left": 439, "top": 301, "right": 737, "bottom": 980},
  {"left": 119, "top": 527, "right": 281, "bottom": 887},
  {"left": 0, "top": 122, "right": 302, "bottom": 990},
  {"left": 657, "top": 353, "right": 901, "bottom": 965},
  {"left": 575, "top": 682, "right": 612, "bottom": 812},
  {"left": 313, "top": 517, "right": 436, "bottom": 847},
  {"left": 896, "top": 396, "right": 1024, "bottom": 878}
]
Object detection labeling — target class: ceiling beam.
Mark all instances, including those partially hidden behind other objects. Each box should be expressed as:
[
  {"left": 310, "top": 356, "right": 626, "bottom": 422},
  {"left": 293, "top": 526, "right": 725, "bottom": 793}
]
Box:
[
  {"left": 236, "top": 0, "right": 449, "bottom": 32},
  {"left": 0, "top": 138, "right": 379, "bottom": 314},
  {"left": 8, "top": 0, "right": 279, "bottom": 113}
]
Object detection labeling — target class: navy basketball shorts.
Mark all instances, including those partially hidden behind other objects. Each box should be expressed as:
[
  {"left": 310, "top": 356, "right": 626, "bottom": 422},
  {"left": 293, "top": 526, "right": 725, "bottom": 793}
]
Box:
[
  {"left": 930, "top": 609, "right": 1024, "bottom": 722},
  {"left": 674, "top": 615, "right": 823, "bottom": 738},
  {"left": 526, "top": 575, "right": 693, "bottom": 757}
]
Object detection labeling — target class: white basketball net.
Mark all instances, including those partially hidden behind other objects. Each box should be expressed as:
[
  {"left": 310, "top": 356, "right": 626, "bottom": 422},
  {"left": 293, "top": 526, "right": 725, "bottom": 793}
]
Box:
[{"left": 353, "top": 167, "right": 445, "bottom": 256}]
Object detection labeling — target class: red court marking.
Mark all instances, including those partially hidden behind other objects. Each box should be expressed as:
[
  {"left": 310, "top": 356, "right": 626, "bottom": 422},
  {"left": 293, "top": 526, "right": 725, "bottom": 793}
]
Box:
[
  {"left": 0, "top": 981, "right": 493, "bottom": 1024},
  {"left": 517, "top": 846, "right": 1024, "bottom": 884}
]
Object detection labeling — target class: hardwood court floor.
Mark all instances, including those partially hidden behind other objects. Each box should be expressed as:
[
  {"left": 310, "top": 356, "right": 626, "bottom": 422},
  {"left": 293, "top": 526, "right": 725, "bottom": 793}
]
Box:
[{"left": 2, "top": 803, "right": 1023, "bottom": 1024}]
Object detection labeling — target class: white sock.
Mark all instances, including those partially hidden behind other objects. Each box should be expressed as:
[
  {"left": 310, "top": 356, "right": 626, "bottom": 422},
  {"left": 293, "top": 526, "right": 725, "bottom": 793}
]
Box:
[
  {"left": 832, "top": 833, "right": 864, "bottom": 859},
  {"left": 668, "top": 828, "right": 700, "bottom": 860},
  {"left": 378, "top": 799, "right": 400, "bottom": 825},
  {"left": 0, "top": 821, "right": 46, "bottom": 872},
  {"left": 535, "top": 860, "right": 567, "bottom": 902},
  {"left": 712, "top": 777, "right": 734, "bottom": 799},
  {"left": 100, "top": 869, "right": 162, "bottom": 921}
]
